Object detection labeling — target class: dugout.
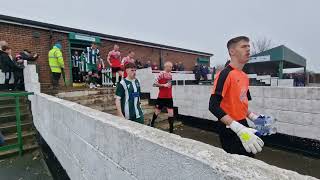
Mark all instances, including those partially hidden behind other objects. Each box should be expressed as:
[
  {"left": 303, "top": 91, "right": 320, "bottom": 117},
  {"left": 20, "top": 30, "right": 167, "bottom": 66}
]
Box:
[{"left": 244, "top": 45, "right": 307, "bottom": 79}]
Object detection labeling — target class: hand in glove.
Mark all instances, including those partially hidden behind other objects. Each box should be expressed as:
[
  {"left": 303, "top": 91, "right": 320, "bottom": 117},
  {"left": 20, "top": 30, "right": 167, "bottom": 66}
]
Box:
[{"left": 230, "top": 121, "right": 264, "bottom": 154}]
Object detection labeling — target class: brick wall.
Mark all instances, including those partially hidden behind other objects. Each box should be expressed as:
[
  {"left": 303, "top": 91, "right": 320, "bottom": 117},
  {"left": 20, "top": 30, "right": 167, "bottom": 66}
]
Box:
[
  {"left": 98, "top": 40, "right": 207, "bottom": 70},
  {"left": 1, "top": 22, "right": 209, "bottom": 90},
  {"left": 0, "top": 23, "right": 71, "bottom": 88}
]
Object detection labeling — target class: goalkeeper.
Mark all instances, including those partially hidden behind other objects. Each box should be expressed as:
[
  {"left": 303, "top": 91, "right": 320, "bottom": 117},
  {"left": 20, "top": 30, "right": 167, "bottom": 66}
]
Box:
[{"left": 209, "top": 36, "right": 264, "bottom": 157}]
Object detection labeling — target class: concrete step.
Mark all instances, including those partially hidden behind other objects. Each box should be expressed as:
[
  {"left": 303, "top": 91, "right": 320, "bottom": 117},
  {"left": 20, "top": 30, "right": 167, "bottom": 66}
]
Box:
[
  {"left": 0, "top": 104, "right": 28, "bottom": 114},
  {"left": 0, "top": 97, "right": 27, "bottom": 106},
  {"left": 88, "top": 104, "right": 116, "bottom": 112},
  {"left": 62, "top": 94, "right": 113, "bottom": 101},
  {"left": 74, "top": 95, "right": 115, "bottom": 106},
  {"left": 0, "top": 112, "right": 30, "bottom": 124},
  {"left": 0, "top": 142, "right": 39, "bottom": 159},
  {"left": 0, "top": 121, "right": 34, "bottom": 135},
  {"left": 3, "top": 130, "right": 36, "bottom": 145},
  {"left": 56, "top": 88, "right": 116, "bottom": 97}
]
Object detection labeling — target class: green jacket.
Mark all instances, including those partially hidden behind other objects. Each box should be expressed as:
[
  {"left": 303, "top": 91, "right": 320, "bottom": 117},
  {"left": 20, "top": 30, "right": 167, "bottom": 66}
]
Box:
[{"left": 48, "top": 46, "right": 64, "bottom": 73}]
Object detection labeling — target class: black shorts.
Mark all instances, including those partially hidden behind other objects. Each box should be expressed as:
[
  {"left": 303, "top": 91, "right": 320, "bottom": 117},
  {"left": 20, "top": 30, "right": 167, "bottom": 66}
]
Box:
[
  {"left": 218, "top": 119, "right": 254, "bottom": 157},
  {"left": 112, "top": 67, "right": 122, "bottom": 73},
  {"left": 156, "top": 98, "right": 173, "bottom": 110}
]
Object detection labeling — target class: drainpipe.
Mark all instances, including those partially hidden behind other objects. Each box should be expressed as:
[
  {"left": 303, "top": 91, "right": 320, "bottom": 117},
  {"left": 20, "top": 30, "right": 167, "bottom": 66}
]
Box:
[{"left": 160, "top": 49, "right": 164, "bottom": 70}]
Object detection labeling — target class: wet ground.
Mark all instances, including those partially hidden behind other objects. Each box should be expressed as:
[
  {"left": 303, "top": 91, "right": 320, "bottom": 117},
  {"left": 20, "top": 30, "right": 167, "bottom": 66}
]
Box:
[
  {"left": 174, "top": 124, "right": 320, "bottom": 178},
  {"left": 0, "top": 150, "right": 53, "bottom": 180}
]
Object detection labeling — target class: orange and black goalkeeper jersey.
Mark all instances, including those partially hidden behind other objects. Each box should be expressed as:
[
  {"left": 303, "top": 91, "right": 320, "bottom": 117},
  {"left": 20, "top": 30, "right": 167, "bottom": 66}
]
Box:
[{"left": 209, "top": 64, "right": 252, "bottom": 121}]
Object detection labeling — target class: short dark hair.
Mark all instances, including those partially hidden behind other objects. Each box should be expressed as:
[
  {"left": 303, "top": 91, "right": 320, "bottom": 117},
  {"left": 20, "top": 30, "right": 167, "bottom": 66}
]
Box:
[
  {"left": 124, "top": 62, "right": 136, "bottom": 69},
  {"left": 227, "top": 36, "right": 250, "bottom": 50},
  {"left": 2, "top": 45, "right": 11, "bottom": 51}
]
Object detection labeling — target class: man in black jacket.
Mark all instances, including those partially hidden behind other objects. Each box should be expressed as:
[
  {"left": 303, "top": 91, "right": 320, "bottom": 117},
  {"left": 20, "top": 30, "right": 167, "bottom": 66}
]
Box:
[
  {"left": 0, "top": 40, "right": 8, "bottom": 69},
  {"left": 1, "top": 45, "right": 16, "bottom": 90}
]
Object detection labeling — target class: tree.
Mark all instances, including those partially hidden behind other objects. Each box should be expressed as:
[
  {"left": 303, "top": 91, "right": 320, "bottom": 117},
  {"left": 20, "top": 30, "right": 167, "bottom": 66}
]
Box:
[{"left": 251, "top": 37, "right": 273, "bottom": 55}]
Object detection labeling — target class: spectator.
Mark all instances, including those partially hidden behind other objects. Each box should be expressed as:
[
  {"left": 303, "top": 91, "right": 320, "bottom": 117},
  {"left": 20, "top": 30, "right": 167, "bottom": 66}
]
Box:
[
  {"left": 14, "top": 49, "right": 39, "bottom": 90},
  {"left": 151, "top": 62, "right": 159, "bottom": 70},
  {"left": 48, "top": 43, "right": 65, "bottom": 90},
  {"left": 177, "top": 61, "right": 185, "bottom": 71},
  {"left": 1, "top": 46, "right": 16, "bottom": 90},
  {"left": 173, "top": 62, "right": 178, "bottom": 71},
  {"left": 135, "top": 59, "right": 143, "bottom": 69},
  {"left": 200, "top": 65, "right": 209, "bottom": 81},
  {"left": 0, "top": 41, "right": 8, "bottom": 69},
  {"left": 211, "top": 66, "right": 216, "bottom": 83},
  {"left": 193, "top": 63, "right": 201, "bottom": 84},
  {"left": 144, "top": 60, "right": 151, "bottom": 68}
]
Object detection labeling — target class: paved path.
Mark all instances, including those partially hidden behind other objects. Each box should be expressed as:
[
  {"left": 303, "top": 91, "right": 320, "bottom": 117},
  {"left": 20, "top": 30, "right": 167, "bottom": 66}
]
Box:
[{"left": 0, "top": 150, "right": 53, "bottom": 180}]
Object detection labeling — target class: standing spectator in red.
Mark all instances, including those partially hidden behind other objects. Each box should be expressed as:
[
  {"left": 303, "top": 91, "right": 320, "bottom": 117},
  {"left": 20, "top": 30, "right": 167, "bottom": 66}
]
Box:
[{"left": 107, "top": 44, "right": 122, "bottom": 86}]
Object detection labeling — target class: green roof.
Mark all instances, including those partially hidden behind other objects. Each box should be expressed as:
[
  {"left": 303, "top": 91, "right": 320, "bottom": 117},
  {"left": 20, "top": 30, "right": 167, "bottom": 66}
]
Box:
[{"left": 250, "top": 45, "right": 306, "bottom": 67}]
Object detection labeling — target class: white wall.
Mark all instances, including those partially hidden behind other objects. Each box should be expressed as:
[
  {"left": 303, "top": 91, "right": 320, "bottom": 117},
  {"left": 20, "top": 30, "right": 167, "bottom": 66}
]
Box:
[
  {"left": 0, "top": 72, "right": 14, "bottom": 84},
  {"left": 24, "top": 64, "right": 40, "bottom": 94},
  {"left": 30, "top": 93, "right": 316, "bottom": 180},
  {"left": 278, "top": 79, "right": 294, "bottom": 87},
  {"left": 171, "top": 85, "right": 320, "bottom": 141},
  {"left": 249, "top": 86, "right": 320, "bottom": 141}
]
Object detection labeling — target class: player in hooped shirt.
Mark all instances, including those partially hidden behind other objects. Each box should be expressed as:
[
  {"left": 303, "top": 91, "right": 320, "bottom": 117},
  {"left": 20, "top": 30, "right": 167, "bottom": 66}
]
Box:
[
  {"left": 107, "top": 44, "right": 122, "bottom": 86},
  {"left": 150, "top": 61, "right": 175, "bottom": 133}
]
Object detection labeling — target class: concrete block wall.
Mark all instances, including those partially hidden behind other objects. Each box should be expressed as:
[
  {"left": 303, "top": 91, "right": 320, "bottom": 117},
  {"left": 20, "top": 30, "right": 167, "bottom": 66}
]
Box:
[
  {"left": 278, "top": 79, "right": 294, "bottom": 87},
  {"left": 137, "top": 67, "right": 320, "bottom": 141},
  {"left": 171, "top": 85, "right": 320, "bottom": 141},
  {"left": 30, "top": 93, "right": 316, "bottom": 180},
  {"left": 249, "top": 86, "right": 320, "bottom": 141}
]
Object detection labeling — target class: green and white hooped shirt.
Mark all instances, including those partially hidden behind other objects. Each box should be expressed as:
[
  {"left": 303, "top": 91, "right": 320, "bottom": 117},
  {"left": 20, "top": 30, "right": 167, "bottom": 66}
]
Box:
[{"left": 115, "top": 78, "right": 143, "bottom": 120}]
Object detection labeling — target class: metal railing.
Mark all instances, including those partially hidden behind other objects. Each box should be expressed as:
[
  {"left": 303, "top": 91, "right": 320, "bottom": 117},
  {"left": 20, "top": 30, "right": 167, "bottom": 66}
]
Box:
[{"left": 0, "top": 92, "right": 34, "bottom": 156}]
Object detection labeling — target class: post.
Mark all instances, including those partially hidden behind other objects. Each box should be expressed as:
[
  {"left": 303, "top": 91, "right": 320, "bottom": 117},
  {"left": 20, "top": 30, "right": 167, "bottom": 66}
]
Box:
[
  {"left": 15, "top": 97, "right": 23, "bottom": 156},
  {"left": 304, "top": 66, "right": 307, "bottom": 86},
  {"left": 278, "top": 61, "right": 284, "bottom": 79}
]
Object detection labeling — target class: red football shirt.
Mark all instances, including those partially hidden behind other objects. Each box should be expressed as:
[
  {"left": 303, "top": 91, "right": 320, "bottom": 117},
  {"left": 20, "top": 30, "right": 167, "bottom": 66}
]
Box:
[
  {"left": 155, "top": 71, "right": 173, "bottom": 98},
  {"left": 108, "top": 50, "right": 121, "bottom": 67}
]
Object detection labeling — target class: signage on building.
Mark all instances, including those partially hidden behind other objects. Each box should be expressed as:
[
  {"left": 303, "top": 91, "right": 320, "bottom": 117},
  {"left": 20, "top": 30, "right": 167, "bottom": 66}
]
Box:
[
  {"left": 68, "top": 33, "right": 101, "bottom": 43},
  {"left": 249, "top": 55, "right": 271, "bottom": 63}
]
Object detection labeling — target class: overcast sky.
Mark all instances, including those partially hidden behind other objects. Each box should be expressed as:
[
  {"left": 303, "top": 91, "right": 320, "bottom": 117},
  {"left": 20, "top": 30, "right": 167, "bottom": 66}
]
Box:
[{"left": 1, "top": 0, "right": 319, "bottom": 72}]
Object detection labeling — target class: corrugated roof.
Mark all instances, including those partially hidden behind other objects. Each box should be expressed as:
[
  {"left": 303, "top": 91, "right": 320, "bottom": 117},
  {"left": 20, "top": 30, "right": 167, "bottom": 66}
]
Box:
[
  {"left": 250, "top": 45, "right": 306, "bottom": 67},
  {"left": 0, "top": 14, "right": 213, "bottom": 57}
]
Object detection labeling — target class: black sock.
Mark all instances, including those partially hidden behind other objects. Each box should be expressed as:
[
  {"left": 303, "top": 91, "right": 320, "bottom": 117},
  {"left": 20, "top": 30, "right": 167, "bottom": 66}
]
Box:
[
  {"left": 112, "top": 77, "right": 116, "bottom": 85},
  {"left": 150, "top": 113, "right": 158, "bottom": 127},
  {"left": 168, "top": 117, "right": 175, "bottom": 133}
]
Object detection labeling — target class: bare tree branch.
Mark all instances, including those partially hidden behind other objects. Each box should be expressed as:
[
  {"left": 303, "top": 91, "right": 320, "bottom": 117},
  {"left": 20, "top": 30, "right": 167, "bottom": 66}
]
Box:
[{"left": 251, "top": 37, "right": 273, "bottom": 55}]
